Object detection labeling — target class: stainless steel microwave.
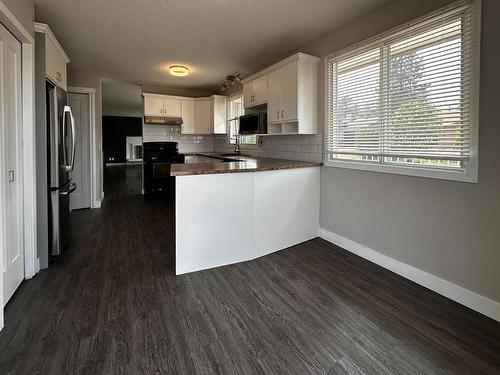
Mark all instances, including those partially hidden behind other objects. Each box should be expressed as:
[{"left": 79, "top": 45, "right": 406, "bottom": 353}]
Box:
[{"left": 239, "top": 113, "right": 267, "bottom": 135}]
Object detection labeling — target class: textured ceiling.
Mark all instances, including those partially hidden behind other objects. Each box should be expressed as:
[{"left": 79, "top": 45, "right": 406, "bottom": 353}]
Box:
[{"left": 35, "top": 0, "right": 388, "bottom": 91}]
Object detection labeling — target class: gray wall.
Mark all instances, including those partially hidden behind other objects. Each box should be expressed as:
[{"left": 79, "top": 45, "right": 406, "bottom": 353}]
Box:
[
  {"left": 300, "top": 0, "right": 500, "bottom": 303},
  {"left": 67, "top": 66, "right": 104, "bottom": 204},
  {"left": 2, "top": 0, "right": 34, "bottom": 36}
]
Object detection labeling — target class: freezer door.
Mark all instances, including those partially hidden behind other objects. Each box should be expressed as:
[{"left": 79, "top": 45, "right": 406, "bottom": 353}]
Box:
[{"left": 49, "top": 181, "right": 76, "bottom": 257}]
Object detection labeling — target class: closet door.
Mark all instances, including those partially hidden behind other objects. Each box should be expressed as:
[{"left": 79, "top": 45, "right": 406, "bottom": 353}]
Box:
[{"left": 1, "top": 23, "right": 24, "bottom": 305}]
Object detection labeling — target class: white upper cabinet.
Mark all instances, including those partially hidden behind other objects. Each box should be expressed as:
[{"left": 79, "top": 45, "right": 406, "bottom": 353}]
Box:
[
  {"left": 212, "top": 95, "right": 227, "bottom": 134},
  {"left": 243, "top": 74, "right": 267, "bottom": 108},
  {"left": 143, "top": 94, "right": 227, "bottom": 135},
  {"left": 180, "top": 100, "right": 195, "bottom": 134},
  {"left": 194, "top": 99, "right": 211, "bottom": 134},
  {"left": 34, "top": 23, "right": 70, "bottom": 90},
  {"left": 144, "top": 95, "right": 164, "bottom": 116},
  {"left": 243, "top": 52, "right": 319, "bottom": 135},
  {"left": 164, "top": 97, "right": 181, "bottom": 117},
  {"left": 143, "top": 94, "right": 181, "bottom": 117}
]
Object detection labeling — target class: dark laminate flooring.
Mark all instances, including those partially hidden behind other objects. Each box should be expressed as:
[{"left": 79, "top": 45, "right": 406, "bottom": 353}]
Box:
[
  {"left": 0, "top": 172, "right": 499, "bottom": 374},
  {"left": 104, "top": 164, "right": 142, "bottom": 200}
]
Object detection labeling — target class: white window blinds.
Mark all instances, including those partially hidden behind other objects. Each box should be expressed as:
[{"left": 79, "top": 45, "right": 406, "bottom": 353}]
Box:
[{"left": 325, "top": 0, "right": 479, "bottom": 177}]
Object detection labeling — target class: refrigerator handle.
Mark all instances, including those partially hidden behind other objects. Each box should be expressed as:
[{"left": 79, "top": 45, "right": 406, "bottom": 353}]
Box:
[{"left": 63, "top": 105, "right": 76, "bottom": 172}]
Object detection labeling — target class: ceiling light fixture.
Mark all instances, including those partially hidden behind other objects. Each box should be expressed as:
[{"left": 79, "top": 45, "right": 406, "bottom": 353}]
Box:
[
  {"left": 221, "top": 74, "right": 241, "bottom": 91},
  {"left": 169, "top": 65, "right": 189, "bottom": 77}
]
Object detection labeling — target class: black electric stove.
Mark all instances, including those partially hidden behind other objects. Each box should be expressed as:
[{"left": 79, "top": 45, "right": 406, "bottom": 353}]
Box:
[{"left": 143, "top": 142, "right": 184, "bottom": 197}]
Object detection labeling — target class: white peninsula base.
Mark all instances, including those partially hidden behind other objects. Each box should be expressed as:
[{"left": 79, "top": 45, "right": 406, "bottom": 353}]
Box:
[{"left": 175, "top": 166, "right": 320, "bottom": 274}]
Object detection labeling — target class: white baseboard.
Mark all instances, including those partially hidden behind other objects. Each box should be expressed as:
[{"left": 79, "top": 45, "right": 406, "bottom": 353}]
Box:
[
  {"left": 92, "top": 200, "right": 102, "bottom": 209},
  {"left": 319, "top": 228, "right": 500, "bottom": 322}
]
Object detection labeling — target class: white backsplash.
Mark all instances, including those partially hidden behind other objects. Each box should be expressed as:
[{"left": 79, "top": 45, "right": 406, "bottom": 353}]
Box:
[
  {"left": 214, "top": 134, "right": 323, "bottom": 163},
  {"left": 143, "top": 124, "right": 215, "bottom": 153},
  {"left": 143, "top": 123, "right": 323, "bottom": 161}
]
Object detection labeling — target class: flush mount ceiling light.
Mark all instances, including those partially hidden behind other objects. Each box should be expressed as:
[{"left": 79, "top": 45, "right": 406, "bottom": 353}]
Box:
[{"left": 169, "top": 65, "right": 189, "bottom": 77}]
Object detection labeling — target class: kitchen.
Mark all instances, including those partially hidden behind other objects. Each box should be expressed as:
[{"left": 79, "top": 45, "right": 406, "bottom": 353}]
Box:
[{"left": 0, "top": 0, "right": 499, "bottom": 374}]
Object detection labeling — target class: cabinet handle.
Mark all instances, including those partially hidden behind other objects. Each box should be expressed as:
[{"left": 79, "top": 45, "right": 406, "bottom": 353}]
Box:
[
  {"left": 281, "top": 110, "right": 284, "bottom": 118},
  {"left": 56, "top": 72, "right": 62, "bottom": 82},
  {"left": 8, "top": 170, "right": 14, "bottom": 182},
  {"left": 277, "top": 110, "right": 280, "bottom": 119}
]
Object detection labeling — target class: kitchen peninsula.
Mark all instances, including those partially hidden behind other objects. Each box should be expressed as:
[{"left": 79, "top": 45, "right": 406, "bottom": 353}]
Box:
[{"left": 171, "top": 155, "right": 321, "bottom": 274}]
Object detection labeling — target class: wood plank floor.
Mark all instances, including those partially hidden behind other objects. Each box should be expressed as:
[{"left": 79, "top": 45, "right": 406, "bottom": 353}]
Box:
[{"left": 1, "top": 168, "right": 499, "bottom": 374}]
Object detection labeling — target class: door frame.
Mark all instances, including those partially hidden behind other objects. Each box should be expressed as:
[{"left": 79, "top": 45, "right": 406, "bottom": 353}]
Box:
[
  {"left": 0, "top": 1, "right": 36, "bottom": 330},
  {"left": 67, "top": 86, "right": 98, "bottom": 208}
]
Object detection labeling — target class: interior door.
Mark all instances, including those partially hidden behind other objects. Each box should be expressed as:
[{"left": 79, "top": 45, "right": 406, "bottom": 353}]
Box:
[
  {"left": 69, "top": 92, "right": 91, "bottom": 210},
  {"left": 1, "top": 23, "right": 24, "bottom": 306}
]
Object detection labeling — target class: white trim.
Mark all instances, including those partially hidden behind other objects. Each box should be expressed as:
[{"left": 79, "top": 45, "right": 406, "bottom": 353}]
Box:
[
  {"left": 323, "top": 0, "right": 481, "bottom": 183},
  {"left": 324, "top": 158, "right": 477, "bottom": 183},
  {"left": 0, "top": 0, "right": 37, "bottom": 330},
  {"left": 319, "top": 227, "right": 500, "bottom": 322},
  {"left": 33, "top": 22, "right": 70, "bottom": 63},
  {"left": 0, "top": 1, "right": 33, "bottom": 43},
  {"left": 242, "top": 52, "right": 319, "bottom": 83},
  {"left": 67, "top": 86, "right": 100, "bottom": 209},
  {"left": 22, "top": 43, "right": 37, "bottom": 279}
]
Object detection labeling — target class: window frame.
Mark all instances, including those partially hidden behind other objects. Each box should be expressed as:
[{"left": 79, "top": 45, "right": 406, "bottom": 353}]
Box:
[
  {"left": 226, "top": 92, "right": 257, "bottom": 145},
  {"left": 324, "top": 0, "right": 481, "bottom": 183}
]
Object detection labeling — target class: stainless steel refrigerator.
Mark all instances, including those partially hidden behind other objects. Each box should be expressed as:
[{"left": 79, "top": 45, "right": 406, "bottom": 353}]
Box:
[{"left": 47, "top": 82, "right": 77, "bottom": 258}]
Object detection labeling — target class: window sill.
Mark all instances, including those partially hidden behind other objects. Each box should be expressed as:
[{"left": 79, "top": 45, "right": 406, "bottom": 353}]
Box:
[{"left": 324, "top": 158, "right": 478, "bottom": 183}]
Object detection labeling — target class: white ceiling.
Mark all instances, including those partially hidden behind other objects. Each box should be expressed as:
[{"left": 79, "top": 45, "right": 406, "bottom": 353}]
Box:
[{"left": 35, "top": 0, "right": 388, "bottom": 91}]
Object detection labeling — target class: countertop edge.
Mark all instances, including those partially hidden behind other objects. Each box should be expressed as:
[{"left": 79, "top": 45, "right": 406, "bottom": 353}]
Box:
[{"left": 170, "top": 156, "right": 322, "bottom": 177}]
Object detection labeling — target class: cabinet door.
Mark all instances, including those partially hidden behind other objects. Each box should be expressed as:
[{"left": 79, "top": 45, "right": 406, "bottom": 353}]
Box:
[
  {"left": 181, "top": 100, "right": 195, "bottom": 134},
  {"left": 194, "top": 99, "right": 211, "bottom": 134},
  {"left": 45, "top": 35, "right": 67, "bottom": 90},
  {"left": 212, "top": 96, "right": 227, "bottom": 134},
  {"left": 144, "top": 96, "right": 164, "bottom": 116},
  {"left": 267, "top": 68, "right": 282, "bottom": 123},
  {"left": 164, "top": 97, "right": 182, "bottom": 117},
  {"left": 243, "top": 82, "right": 254, "bottom": 108},
  {"left": 252, "top": 75, "right": 268, "bottom": 104},
  {"left": 280, "top": 61, "right": 298, "bottom": 122}
]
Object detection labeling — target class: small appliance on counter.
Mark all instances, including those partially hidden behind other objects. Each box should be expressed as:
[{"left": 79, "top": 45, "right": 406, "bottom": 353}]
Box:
[{"left": 143, "top": 141, "right": 185, "bottom": 197}]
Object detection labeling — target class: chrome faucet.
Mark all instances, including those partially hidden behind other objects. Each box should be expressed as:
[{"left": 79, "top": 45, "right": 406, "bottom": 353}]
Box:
[{"left": 234, "top": 134, "right": 241, "bottom": 154}]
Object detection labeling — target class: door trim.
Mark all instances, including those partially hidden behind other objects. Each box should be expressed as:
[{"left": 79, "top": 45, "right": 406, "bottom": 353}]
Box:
[
  {"left": 0, "top": 0, "right": 36, "bottom": 330},
  {"left": 67, "top": 87, "right": 98, "bottom": 208}
]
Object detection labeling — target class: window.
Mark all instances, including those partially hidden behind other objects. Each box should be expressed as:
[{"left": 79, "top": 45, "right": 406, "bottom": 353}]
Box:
[
  {"left": 227, "top": 93, "right": 257, "bottom": 145},
  {"left": 325, "top": 0, "right": 480, "bottom": 182}
]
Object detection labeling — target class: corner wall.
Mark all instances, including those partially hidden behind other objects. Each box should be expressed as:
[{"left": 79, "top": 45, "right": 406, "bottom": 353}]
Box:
[{"left": 302, "top": 0, "right": 500, "bottom": 307}]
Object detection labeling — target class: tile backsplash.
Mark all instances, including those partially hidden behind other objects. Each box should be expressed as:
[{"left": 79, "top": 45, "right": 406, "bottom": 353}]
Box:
[
  {"left": 143, "top": 123, "right": 323, "bottom": 161},
  {"left": 143, "top": 124, "right": 215, "bottom": 153},
  {"left": 214, "top": 134, "right": 323, "bottom": 163}
]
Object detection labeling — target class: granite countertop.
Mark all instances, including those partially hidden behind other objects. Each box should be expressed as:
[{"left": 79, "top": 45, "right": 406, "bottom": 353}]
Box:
[{"left": 171, "top": 154, "right": 322, "bottom": 176}]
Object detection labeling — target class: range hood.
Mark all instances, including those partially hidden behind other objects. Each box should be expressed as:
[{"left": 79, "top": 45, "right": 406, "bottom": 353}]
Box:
[{"left": 144, "top": 116, "right": 183, "bottom": 125}]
